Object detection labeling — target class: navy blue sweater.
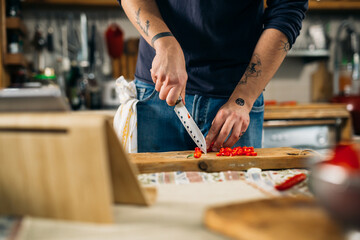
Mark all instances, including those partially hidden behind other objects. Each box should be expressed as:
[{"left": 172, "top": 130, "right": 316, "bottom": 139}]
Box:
[{"left": 123, "top": 0, "right": 308, "bottom": 97}]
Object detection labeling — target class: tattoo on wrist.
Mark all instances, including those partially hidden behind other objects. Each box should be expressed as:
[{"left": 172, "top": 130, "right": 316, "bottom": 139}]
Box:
[
  {"left": 151, "top": 32, "right": 174, "bottom": 47},
  {"left": 239, "top": 54, "right": 262, "bottom": 85},
  {"left": 279, "top": 40, "right": 290, "bottom": 54},
  {"left": 135, "top": 8, "right": 150, "bottom": 36},
  {"left": 235, "top": 98, "right": 245, "bottom": 106}
]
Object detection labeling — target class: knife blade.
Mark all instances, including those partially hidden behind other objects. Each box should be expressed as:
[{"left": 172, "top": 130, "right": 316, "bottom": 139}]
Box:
[{"left": 174, "top": 97, "right": 207, "bottom": 154}]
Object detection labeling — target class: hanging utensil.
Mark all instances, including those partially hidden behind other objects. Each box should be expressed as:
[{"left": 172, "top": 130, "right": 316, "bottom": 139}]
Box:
[
  {"left": 105, "top": 22, "right": 124, "bottom": 79},
  {"left": 79, "top": 13, "right": 89, "bottom": 67},
  {"left": 33, "top": 24, "right": 46, "bottom": 72},
  {"left": 61, "top": 24, "right": 70, "bottom": 72}
]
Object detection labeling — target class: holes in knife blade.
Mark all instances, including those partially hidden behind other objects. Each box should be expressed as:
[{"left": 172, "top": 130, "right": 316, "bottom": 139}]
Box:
[
  {"left": 197, "top": 140, "right": 199, "bottom": 143},
  {"left": 181, "top": 116, "right": 183, "bottom": 119},
  {"left": 184, "top": 121, "right": 186, "bottom": 124},
  {"left": 187, "top": 126, "right": 189, "bottom": 128},
  {"left": 178, "top": 111, "right": 180, "bottom": 114}
]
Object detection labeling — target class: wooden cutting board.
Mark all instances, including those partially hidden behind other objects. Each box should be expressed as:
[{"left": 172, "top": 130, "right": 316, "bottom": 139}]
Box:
[
  {"left": 204, "top": 197, "right": 345, "bottom": 240},
  {"left": 130, "top": 147, "right": 315, "bottom": 173}
]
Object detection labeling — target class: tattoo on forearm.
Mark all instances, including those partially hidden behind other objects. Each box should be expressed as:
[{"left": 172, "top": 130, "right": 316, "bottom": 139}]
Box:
[
  {"left": 279, "top": 40, "right": 290, "bottom": 54},
  {"left": 135, "top": 8, "right": 150, "bottom": 36},
  {"left": 239, "top": 54, "right": 262, "bottom": 85},
  {"left": 235, "top": 98, "right": 245, "bottom": 106}
]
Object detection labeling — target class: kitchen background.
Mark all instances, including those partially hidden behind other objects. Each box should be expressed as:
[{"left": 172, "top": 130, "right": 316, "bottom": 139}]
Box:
[{"left": 1, "top": 0, "right": 360, "bottom": 109}]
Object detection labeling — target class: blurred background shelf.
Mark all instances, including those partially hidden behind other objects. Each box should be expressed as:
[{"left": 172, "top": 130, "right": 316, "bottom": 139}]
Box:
[
  {"left": 287, "top": 49, "right": 330, "bottom": 57},
  {"left": 309, "top": 0, "right": 360, "bottom": 10},
  {"left": 23, "top": 0, "right": 360, "bottom": 9},
  {"left": 4, "top": 53, "right": 27, "bottom": 67},
  {"left": 23, "top": 0, "right": 118, "bottom": 6},
  {"left": 5, "top": 17, "right": 27, "bottom": 35}
]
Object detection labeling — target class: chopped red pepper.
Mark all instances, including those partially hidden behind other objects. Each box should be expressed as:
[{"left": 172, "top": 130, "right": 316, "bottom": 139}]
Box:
[
  {"left": 193, "top": 147, "right": 202, "bottom": 158},
  {"left": 215, "top": 146, "right": 257, "bottom": 157},
  {"left": 275, "top": 173, "right": 307, "bottom": 191},
  {"left": 194, "top": 151, "right": 202, "bottom": 158}
]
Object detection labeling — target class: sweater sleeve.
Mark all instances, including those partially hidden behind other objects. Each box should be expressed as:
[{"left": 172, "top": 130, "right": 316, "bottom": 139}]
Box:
[{"left": 263, "top": 0, "right": 308, "bottom": 48}]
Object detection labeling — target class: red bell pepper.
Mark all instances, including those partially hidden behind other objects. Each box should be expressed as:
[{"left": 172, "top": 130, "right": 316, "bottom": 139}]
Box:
[{"left": 275, "top": 173, "right": 307, "bottom": 191}]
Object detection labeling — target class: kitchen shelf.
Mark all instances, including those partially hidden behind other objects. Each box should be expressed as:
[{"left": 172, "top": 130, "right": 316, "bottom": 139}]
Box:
[
  {"left": 4, "top": 53, "right": 27, "bottom": 67},
  {"left": 287, "top": 49, "right": 330, "bottom": 57},
  {"left": 309, "top": 0, "right": 360, "bottom": 10},
  {"left": 23, "top": 0, "right": 118, "bottom": 6},
  {"left": 5, "top": 17, "right": 27, "bottom": 35},
  {"left": 23, "top": 0, "right": 360, "bottom": 9}
]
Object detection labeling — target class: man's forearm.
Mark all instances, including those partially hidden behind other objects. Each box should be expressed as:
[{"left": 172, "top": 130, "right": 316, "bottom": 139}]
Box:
[
  {"left": 121, "top": 0, "right": 174, "bottom": 49},
  {"left": 229, "top": 29, "right": 289, "bottom": 111}
]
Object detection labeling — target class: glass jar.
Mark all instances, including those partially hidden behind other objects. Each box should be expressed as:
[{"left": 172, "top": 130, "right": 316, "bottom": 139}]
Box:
[{"left": 339, "top": 62, "right": 353, "bottom": 96}]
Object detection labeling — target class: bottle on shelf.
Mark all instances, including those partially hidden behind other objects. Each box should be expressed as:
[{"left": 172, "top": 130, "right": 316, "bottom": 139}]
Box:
[
  {"left": 7, "top": 29, "right": 21, "bottom": 54},
  {"left": 6, "top": 0, "right": 21, "bottom": 18},
  {"left": 66, "top": 62, "right": 82, "bottom": 110},
  {"left": 339, "top": 60, "right": 353, "bottom": 96}
]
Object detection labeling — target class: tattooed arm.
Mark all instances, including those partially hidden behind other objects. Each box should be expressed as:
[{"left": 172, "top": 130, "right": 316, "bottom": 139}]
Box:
[
  {"left": 206, "top": 29, "right": 289, "bottom": 150},
  {"left": 121, "top": 0, "right": 187, "bottom": 106}
]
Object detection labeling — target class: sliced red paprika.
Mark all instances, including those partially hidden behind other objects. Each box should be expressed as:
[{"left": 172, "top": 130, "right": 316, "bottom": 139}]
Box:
[
  {"left": 194, "top": 151, "right": 202, "bottom": 158},
  {"left": 275, "top": 173, "right": 307, "bottom": 191},
  {"left": 250, "top": 152, "right": 258, "bottom": 156}
]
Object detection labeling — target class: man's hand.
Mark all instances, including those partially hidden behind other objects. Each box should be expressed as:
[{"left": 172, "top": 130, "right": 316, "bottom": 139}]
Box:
[
  {"left": 205, "top": 100, "right": 251, "bottom": 152},
  {"left": 151, "top": 38, "right": 188, "bottom": 106}
]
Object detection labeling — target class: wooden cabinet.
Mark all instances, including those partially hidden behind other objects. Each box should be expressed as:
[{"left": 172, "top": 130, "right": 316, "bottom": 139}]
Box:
[
  {"left": 0, "top": 0, "right": 28, "bottom": 88},
  {"left": 309, "top": 0, "right": 360, "bottom": 10},
  {"left": 264, "top": 0, "right": 360, "bottom": 10},
  {"left": 23, "top": 0, "right": 118, "bottom": 6},
  {"left": 0, "top": 0, "right": 10, "bottom": 89}
]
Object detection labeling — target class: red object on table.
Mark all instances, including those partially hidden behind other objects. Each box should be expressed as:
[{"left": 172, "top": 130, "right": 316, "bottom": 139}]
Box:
[
  {"left": 326, "top": 144, "right": 360, "bottom": 171},
  {"left": 216, "top": 146, "right": 257, "bottom": 157},
  {"left": 194, "top": 147, "right": 202, "bottom": 158},
  {"left": 275, "top": 173, "right": 307, "bottom": 191}
]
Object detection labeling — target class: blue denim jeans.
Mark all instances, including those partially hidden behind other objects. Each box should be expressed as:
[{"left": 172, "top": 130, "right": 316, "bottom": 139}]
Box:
[{"left": 136, "top": 79, "right": 264, "bottom": 152}]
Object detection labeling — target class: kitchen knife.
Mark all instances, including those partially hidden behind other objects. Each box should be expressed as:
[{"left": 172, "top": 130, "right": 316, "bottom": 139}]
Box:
[{"left": 174, "top": 97, "right": 207, "bottom": 154}]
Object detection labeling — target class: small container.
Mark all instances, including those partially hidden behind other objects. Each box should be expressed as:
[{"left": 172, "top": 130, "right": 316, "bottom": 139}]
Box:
[
  {"left": 7, "top": 30, "right": 19, "bottom": 54},
  {"left": 6, "top": 0, "right": 21, "bottom": 17},
  {"left": 339, "top": 62, "right": 353, "bottom": 96}
]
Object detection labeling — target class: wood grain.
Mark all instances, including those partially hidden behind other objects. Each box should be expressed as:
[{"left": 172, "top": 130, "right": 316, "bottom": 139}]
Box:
[
  {"left": 106, "top": 119, "right": 156, "bottom": 206},
  {"left": 309, "top": 0, "right": 360, "bottom": 10},
  {"left": 0, "top": 113, "right": 114, "bottom": 223},
  {"left": 0, "top": 0, "right": 10, "bottom": 88},
  {"left": 311, "top": 61, "right": 332, "bottom": 103},
  {"left": 130, "top": 147, "right": 315, "bottom": 173},
  {"left": 6, "top": 17, "right": 27, "bottom": 35},
  {"left": 264, "top": 104, "right": 350, "bottom": 120},
  {"left": 0, "top": 113, "right": 155, "bottom": 223},
  {"left": 204, "top": 197, "right": 345, "bottom": 240},
  {"left": 23, "top": 0, "right": 118, "bottom": 6}
]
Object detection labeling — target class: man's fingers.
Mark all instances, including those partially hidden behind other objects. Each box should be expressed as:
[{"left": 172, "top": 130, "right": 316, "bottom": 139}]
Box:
[
  {"left": 205, "top": 114, "right": 225, "bottom": 150},
  {"left": 240, "top": 120, "right": 249, "bottom": 136},
  {"left": 159, "top": 84, "right": 171, "bottom": 101},
  {"left": 213, "top": 118, "right": 234, "bottom": 150},
  {"left": 223, "top": 122, "right": 242, "bottom": 148},
  {"left": 166, "top": 87, "right": 182, "bottom": 106}
]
